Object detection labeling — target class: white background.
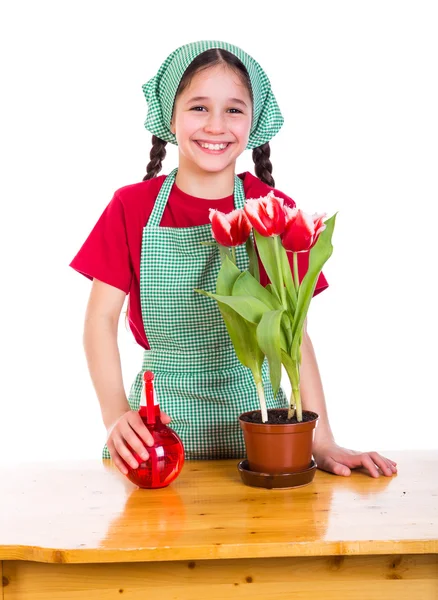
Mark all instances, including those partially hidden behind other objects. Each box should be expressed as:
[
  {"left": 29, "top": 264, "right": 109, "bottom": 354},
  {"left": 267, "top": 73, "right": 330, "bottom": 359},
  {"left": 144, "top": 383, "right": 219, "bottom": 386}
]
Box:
[{"left": 1, "top": 0, "right": 437, "bottom": 463}]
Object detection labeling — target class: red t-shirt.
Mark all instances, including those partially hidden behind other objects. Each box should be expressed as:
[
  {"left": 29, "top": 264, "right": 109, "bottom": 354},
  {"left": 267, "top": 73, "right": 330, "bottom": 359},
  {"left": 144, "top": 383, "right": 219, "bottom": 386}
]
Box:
[{"left": 70, "top": 171, "right": 329, "bottom": 350}]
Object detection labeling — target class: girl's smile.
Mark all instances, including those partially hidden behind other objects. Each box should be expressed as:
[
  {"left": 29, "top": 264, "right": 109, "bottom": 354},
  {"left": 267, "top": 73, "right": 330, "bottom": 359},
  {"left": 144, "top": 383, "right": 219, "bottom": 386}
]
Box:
[
  {"left": 170, "top": 64, "right": 253, "bottom": 177},
  {"left": 194, "top": 140, "right": 234, "bottom": 154}
]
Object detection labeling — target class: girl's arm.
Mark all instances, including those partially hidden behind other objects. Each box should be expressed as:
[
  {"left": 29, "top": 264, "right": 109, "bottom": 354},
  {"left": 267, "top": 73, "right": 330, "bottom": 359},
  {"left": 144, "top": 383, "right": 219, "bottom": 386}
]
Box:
[
  {"left": 300, "top": 317, "right": 335, "bottom": 444},
  {"left": 83, "top": 278, "right": 131, "bottom": 430},
  {"left": 83, "top": 279, "right": 171, "bottom": 474},
  {"left": 300, "top": 318, "right": 397, "bottom": 478}
]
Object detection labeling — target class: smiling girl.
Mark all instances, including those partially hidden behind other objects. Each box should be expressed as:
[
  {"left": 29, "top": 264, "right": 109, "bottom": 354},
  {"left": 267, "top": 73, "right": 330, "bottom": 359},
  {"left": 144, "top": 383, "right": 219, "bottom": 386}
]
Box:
[{"left": 70, "top": 40, "right": 397, "bottom": 479}]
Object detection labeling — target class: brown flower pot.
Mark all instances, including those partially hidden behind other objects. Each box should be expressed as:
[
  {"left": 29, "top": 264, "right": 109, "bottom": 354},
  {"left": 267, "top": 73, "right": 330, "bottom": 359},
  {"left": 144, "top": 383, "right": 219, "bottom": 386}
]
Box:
[{"left": 239, "top": 408, "right": 319, "bottom": 474}]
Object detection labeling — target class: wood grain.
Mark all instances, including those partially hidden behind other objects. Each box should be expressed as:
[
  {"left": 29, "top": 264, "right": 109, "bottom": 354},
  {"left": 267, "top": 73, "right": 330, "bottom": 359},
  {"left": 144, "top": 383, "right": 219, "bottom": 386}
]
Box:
[
  {"left": 3, "top": 555, "right": 437, "bottom": 599},
  {"left": 0, "top": 451, "right": 436, "bottom": 564}
]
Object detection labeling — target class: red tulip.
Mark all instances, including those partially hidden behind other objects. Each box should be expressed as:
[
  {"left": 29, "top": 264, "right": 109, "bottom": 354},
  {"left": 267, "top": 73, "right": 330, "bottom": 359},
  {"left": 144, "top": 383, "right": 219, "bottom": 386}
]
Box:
[
  {"left": 281, "top": 206, "right": 327, "bottom": 252},
  {"left": 243, "top": 191, "right": 286, "bottom": 236},
  {"left": 209, "top": 208, "right": 252, "bottom": 247}
]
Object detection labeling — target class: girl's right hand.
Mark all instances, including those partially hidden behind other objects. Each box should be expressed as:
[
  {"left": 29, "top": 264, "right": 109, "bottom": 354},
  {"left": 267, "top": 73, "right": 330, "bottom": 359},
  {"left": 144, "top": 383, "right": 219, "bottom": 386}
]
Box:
[{"left": 106, "top": 409, "right": 172, "bottom": 475}]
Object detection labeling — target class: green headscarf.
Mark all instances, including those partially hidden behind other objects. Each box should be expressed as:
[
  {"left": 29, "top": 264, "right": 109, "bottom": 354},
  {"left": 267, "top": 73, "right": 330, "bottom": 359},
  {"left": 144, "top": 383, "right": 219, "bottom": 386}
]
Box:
[{"left": 142, "top": 40, "right": 284, "bottom": 150}]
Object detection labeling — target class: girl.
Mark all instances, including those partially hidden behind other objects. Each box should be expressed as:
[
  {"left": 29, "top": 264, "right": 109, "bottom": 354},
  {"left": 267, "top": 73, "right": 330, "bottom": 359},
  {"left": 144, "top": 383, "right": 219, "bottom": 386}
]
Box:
[{"left": 70, "top": 40, "right": 397, "bottom": 479}]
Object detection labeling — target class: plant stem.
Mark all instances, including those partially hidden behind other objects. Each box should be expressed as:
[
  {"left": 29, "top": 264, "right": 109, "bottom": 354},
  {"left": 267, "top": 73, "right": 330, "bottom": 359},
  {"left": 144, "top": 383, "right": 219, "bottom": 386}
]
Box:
[
  {"left": 292, "top": 363, "right": 303, "bottom": 422},
  {"left": 273, "top": 236, "right": 287, "bottom": 309},
  {"left": 245, "top": 233, "right": 260, "bottom": 282},
  {"left": 218, "top": 244, "right": 231, "bottom": 265},
  {"left": 255, "top": 379, "right": 268, "bottom": 423},
  {"left": 231, "top": 246, "right": 236, "bottom": 265},
  {"left": 288, "top": 392, "right": 296, "bottom": 420},
  {"left": 293, "top": 252, "right": 299, "bottom": 294},
  {"left": 281, "top": 351, "right": 303, "bottom": 422}
]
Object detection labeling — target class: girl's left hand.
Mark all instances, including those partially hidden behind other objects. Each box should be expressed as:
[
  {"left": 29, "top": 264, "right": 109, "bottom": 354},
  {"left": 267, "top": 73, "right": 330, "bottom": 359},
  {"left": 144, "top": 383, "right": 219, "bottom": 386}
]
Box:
[{"left": 312, "top": 440, "right": 398, "bottom": 478}]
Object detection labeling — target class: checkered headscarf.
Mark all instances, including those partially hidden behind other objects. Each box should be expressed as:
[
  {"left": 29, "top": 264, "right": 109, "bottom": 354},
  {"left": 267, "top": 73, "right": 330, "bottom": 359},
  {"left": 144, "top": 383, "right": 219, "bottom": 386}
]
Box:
[{"left": 141, "top": 40, "right": 284, "bottom": 150}]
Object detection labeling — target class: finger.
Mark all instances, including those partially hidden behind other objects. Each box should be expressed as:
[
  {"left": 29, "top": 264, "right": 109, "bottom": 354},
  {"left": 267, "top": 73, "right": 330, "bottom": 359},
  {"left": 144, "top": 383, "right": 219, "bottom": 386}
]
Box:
[
  {"left": 385, "top": 457, "right": 398, "bottom": 469},
  {"left": 368, "top": 452, "right": 396, "bottom": 476},
  {"left": 369, "top": 452, "right": 397, "bottom": 469},
  {"left": 119, "top": 422, "right": 150, "bottom": 462},
  {"left": 107, "top": 439, "right": 128, "bottom": 475},
  {"left": 318, "top": 456, "right": 351, "bottom": 477},
  {"left": 128, "top": 412, "right": 155, "bottom": 447},
  {"left": 113, "top": 433, "right": 139, "bottom": 469},
  {"left": 160, "top": 410, "right": 172, "bottom": 424},
  {"left": 360, "top": 454, "right": 381, "bottom": 478},
  {"left": 382, "top": 458, "right": 397, "bottom": 474}
]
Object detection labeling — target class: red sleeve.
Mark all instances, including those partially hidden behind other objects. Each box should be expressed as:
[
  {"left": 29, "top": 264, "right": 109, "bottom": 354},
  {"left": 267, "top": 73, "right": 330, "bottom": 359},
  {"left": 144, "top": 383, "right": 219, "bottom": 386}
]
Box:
[
  {"left": 257, "top": 188, "right": 329, "bottom": 296},
  {"left": 69, "top": 191, "right": 132, "bottom": 294}
]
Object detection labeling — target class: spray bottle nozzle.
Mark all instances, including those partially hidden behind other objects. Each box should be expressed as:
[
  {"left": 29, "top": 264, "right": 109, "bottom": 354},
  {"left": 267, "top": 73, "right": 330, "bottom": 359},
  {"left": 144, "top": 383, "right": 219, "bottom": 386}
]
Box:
[{"left": 142, "top": 371, "right": 156, "bottom": 425}]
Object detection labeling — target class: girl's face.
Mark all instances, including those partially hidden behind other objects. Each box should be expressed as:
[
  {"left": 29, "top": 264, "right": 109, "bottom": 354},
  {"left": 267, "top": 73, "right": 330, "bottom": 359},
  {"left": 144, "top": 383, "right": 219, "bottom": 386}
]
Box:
[{"left": 170, "top": 64, "right": 253, "bottom": 175}]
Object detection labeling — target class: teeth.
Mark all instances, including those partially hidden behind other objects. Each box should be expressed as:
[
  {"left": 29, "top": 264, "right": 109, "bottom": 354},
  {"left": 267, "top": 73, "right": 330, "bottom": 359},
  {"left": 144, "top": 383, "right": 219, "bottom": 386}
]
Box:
[{"left": 198, "top": 142, "right": 229, "bottom": 150}]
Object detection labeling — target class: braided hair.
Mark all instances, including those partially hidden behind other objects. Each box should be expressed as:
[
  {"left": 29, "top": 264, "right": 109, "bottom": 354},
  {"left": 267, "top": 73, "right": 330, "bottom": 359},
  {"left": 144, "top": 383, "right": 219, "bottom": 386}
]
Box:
[
  {"left": 142, "top": 49, "right": 276, "bottom": 188},
  {"left": 143, "top": 135, "right": 168, "bottom": 180},
  {"left": 252, "top": 142, "right": 274, "bottom": 187}
]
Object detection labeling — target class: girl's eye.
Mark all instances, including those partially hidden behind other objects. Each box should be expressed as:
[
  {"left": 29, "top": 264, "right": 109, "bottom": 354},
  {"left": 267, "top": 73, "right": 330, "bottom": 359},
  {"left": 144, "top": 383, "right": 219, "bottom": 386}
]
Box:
[{"left": 190, "top": 106, "right": 242, "bottom": 113}]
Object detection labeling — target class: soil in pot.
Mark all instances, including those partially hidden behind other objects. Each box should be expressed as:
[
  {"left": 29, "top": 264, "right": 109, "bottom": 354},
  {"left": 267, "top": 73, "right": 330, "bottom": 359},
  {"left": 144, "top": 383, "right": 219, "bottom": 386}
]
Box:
[{"left": 240, "top": 408, "right": 319, "bottom": 425}]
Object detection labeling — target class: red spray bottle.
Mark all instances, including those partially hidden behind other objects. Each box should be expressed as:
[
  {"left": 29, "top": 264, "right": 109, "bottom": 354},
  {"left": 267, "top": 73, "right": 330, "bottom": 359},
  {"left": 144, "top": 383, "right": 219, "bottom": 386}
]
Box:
[{"left": 123, "top": 371, "right": 185, "bottom": 489}]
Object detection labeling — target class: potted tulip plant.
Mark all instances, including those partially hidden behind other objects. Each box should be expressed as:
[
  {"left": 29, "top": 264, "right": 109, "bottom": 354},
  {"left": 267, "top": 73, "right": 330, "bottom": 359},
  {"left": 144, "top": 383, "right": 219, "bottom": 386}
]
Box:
[{"left": 195, "top": 191, "right": 337, "bottom": 483}]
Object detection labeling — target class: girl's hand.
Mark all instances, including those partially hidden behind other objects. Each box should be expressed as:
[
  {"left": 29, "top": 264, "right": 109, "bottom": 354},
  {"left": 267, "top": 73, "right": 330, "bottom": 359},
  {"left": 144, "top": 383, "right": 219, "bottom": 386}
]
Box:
[
  {"left": 106, "top": 409, "right": 172, "bottom": 475},
  {"left": 313, "top": 440, "right": 398, "bottom": 478}
]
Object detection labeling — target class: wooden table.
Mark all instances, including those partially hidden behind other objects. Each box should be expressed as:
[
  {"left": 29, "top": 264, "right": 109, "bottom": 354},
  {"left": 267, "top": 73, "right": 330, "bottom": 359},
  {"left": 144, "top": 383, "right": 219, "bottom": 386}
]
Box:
[{"left": 0, "top": 450, "right": 437, "bottom": 599}]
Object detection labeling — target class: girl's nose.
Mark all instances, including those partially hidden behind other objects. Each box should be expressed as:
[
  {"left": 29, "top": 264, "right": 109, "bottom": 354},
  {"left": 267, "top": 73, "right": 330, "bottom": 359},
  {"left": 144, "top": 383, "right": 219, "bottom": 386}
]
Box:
[{"left": 204, "top": 112, "right": 226, "bottom": 134}]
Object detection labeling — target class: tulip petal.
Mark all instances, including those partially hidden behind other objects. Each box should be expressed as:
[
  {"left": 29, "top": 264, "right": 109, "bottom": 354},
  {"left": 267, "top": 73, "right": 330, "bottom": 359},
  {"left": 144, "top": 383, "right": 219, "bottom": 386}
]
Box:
[
  {"left": 228, "top": 209, "right": 252, "bottom": 246},
  {"left": 281, "top": 208, "right": 316, "bottom": 252},
  {"left": 210, "top": 209, "right": 234, "bottom": 246},
  {"left": 209, "top": 208, "right": 252, "bottom": 247},
  {"left": 244, "top": 199, "right": 270, "bottom": 236},
  {"left": 284, "top": 205, "right": 298, "bottom": 225},
  {"left": 312, "top": 212, "right": 327, "bottom": 238},
  {"left": 265, "top": 194, "right": 286, "bottom": 234},
  {"left": 244, "top": 193, "right": 286, "bottom": 237}
]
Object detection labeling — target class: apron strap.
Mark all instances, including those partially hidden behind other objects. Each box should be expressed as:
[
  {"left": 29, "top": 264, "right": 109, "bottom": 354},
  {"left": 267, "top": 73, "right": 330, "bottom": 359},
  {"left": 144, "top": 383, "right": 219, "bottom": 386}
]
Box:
[{"left": 147, "top": 168, "right": 246, "bottom": 228}]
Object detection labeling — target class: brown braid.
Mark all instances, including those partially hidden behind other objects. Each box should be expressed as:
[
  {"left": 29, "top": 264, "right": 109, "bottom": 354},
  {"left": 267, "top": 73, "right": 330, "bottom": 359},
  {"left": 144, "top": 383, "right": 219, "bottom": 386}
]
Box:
[
  {"left": 143, "top": 135, "right": 168, "bottom": 180},
  {"left": 127, "top": 135, "right": 167, "bottom": 328},
  {"left": 252, "top": 142, "right": 275, "bottom": 187}
]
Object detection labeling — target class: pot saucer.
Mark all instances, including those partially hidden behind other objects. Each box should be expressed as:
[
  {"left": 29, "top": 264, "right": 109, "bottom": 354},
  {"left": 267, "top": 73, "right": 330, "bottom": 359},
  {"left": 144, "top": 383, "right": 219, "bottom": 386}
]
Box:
[{"left": 237, "top": 458, "right": 317, "bottom": 489}]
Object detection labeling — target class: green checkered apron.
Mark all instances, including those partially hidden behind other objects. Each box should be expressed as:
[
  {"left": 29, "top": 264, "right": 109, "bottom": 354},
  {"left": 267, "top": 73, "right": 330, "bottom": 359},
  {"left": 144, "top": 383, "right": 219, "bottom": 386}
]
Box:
[{"left": 103, "top": 168, "right": 288, "bottom": 460}]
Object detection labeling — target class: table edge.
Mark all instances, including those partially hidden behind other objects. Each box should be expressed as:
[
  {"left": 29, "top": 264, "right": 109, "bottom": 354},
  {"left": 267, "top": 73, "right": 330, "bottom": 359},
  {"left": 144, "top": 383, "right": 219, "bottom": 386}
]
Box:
[{"left": 1, "top": 539, "right": 437, "bottom": 563}]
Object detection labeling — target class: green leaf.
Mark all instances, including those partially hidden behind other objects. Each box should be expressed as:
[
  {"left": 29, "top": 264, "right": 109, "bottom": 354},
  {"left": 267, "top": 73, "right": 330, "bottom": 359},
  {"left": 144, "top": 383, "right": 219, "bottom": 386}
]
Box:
[
  {"left": 281, "top": 350, "right": 300, "bottom": 403},
  {"left": 281, "top": 311, "right": 293, "bottom": 352},
  {"left": 232, "top": 271, "right": 282, "bottom": 311},
  {"left": 216, "top": 303, "right": 265, "bottom": 374},
  {"left": 257, "top": 309, "right": 284, "bottom": 398},
  {"left": 290, "top": 212, "right": 338, "bottom": 359},
  {"left": 218, "top": 244, "right": 232, "bottom": 265},
  {"left": 194, "top": 252, "right": 265, "bottom": 386},
  {"left": 245, "top": 233, "right": 260, "bottom": 283},
  {"left": 231, "top": 271, "right": 290, "bottom": 352},
  {"left": 194, "top": 290, "right": 270, "bottom": 324},
  {"left": 253, "top": 230, "right": 284, "bottom": 303},
  {"left": 265, "top": 284, "right": 280, "bottom": 306},
  {"left": 195, "top": 253, "right": 265, "bottom": 381},
  {"left": 285, "top": 287, "right": 296, "bottom": 317},
  {"left": 280, "top": 246, "right": 297, "bottom": 308},
  {"left": 216, "top": 253, "right": 241, "bottom": 295}
]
